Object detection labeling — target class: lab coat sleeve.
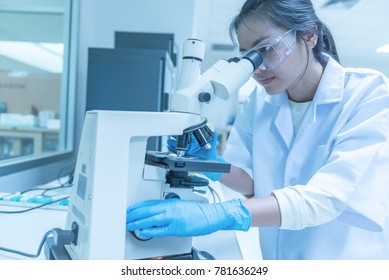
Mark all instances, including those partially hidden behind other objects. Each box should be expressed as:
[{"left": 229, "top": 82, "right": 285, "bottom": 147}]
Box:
[{"left": 273, "top": 75, "right": 389, "bottom": 231}]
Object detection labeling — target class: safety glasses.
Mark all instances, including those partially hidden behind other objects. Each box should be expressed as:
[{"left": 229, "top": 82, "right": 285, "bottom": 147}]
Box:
[{"left": 241, "top": 29, "right": 296, "bottom": 70}]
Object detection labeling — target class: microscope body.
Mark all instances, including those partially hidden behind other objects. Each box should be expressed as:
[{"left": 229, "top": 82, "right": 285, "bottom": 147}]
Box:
[{"left": 64, "top": 110, "right": 212, "bottom": 260}]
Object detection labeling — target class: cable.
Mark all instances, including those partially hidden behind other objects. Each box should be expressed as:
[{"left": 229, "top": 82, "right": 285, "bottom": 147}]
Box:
[
  {"left": 0, "top": 196, "right": 69, "bottom": 214},
  {"left": 41, "top": 183, "right": 72, "bottom": 196},
  {"left": 192, "top": 247, "right": 216, "bottom": 260},
  {"left": 0, "top": 227, "right": 75, "bottom": 259},
  {"left": 208, "top": 185, "right": 221, "bottom": 203},
  {"left": 0, "top": 229, "right": 53, "bottom": 258},
  {"left": 56, "top": 161, "right": 76, "bottom": 183},
  {"left": 20, "top": 173, "right": 73, "bottom": 196}
]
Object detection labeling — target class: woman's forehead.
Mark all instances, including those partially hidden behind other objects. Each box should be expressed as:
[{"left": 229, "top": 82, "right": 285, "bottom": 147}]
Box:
[{"left": 236, "top": 16, "right": 286, "bottom": 50}]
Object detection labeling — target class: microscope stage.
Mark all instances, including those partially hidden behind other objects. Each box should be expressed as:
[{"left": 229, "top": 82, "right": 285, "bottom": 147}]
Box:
[{"left": 145, "top": 151, "right": 231, "bottom": 173}]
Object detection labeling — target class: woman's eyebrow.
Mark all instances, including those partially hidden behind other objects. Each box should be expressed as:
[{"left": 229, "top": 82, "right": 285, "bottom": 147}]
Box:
[
  {"left": 251, "top": 37, "right": 265, "bottom": 47},
  {"left": 240, "top": 35, "right": 272, "bottom": 52}
]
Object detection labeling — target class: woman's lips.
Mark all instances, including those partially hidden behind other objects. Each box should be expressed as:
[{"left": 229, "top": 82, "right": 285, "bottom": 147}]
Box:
[{"left": 259, "top": 77, "right": 274, "bottom": 85}]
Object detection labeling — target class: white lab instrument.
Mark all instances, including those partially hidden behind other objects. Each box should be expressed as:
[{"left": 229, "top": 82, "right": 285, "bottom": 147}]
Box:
[{"left": 47, "top": 39, "right": 261, "bottom": 260}]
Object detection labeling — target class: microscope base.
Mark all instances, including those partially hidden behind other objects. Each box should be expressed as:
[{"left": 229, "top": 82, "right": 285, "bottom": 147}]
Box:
[{"left": 45, "top": 237, "right": 214, "bottom": 260}]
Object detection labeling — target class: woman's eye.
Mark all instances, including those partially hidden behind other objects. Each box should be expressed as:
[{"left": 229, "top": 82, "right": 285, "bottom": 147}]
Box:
[{"left": 257, "top": 46, "right": 271, "bottom": 54}]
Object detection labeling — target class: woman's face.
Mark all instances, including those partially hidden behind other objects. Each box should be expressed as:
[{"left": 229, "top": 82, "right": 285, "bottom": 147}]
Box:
[{"left": 237, "top": 18, "right": 309, "bottom": 94}]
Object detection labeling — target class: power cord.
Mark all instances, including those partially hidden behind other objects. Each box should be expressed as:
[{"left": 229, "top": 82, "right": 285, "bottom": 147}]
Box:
[
  {"left": 0, "top": 165, "right": 76, "bottom": 259},
  {"left": 0, "top": 173, "right": 73, "bottom": 214},
  {"left": 0, "top": 228, "right": 75, "bottom": 259},
  {"left": 20, "top": 172, "right": 74, "bottom": 197},
  {"left": 207, "top": 185, "right": 221, "bottom": 203},
  {"left": 56, "top": 161, "right": 76, "bottom": 184}
]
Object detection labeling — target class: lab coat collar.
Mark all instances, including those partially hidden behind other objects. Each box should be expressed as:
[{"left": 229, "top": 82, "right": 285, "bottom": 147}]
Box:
[
  {"left": 263, "top": 53, "right": 345, "bottom": 107},
  {"left": 312, "top": 54, "right": 344, "bottom": 105},
  {"left": 265, "top": 53, "right": 345, "bottom": 149}
]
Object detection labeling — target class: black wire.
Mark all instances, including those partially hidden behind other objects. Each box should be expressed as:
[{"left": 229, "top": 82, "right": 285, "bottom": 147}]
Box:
[
  {"left": 208, "top": 186, "right": 216, "bottom": 203},
  {"left": 57, "top": 161, "right": 76, "bottom": 182},
  {"left": 0, "top": 165, "right": 74, "bottom": 258},
  {"left": 0, "top": 228, "right": 58, "bottom": 258},
  {"left": 20, "top": 173, "right": 73, "bottom": 196},
  {"left": 208, "top": 185, "right": 221, "bottom": 203},
  {"left": 20, "top": 185, "right": 65, "bottom": 196},
  {"left": 0, "top": 196, "right": 69, "bottom": 214},
  {"left": 41, "top": 182, "right": 72, "bottom": 196}
]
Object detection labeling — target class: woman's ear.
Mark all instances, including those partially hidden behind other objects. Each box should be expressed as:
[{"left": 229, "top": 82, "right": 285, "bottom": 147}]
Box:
[
  {"left": 303, "top": 33, "right": 318, "bottom": 49},
  {"left": 302, "top": 24, "right": 318, "bottom": 48}
]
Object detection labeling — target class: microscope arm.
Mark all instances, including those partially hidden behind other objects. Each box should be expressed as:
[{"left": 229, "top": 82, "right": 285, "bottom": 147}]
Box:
[{"left": 169, "top": 38, "right": 262, "bottom": 155}]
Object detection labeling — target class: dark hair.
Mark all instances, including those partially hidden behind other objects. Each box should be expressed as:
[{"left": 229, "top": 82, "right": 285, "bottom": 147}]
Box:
[{"left": 229, "top": 0, "right": 340, "bottom": 63}]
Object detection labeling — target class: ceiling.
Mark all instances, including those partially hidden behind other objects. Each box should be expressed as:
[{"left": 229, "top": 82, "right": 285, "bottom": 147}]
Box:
[
  {"left": 0, "top": 0, "right": 387, "bottom": 76},
  {"left": 204, "top": 0, "right": 389, "bottom": 76}
]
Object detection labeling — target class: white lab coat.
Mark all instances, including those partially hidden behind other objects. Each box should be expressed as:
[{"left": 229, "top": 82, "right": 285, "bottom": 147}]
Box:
[{"left": 223, "top": 54, "right": 389, "bottom": 259}]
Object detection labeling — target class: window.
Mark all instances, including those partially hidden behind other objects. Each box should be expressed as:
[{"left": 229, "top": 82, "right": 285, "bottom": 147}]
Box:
[{"left": 0, "top": 0, "right": 77, "bottom": 175}]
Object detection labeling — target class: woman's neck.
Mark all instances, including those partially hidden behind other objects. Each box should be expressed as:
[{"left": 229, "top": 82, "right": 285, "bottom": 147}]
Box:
[{"left": 287, "top": 56, "right": 324, "bottom": 103}]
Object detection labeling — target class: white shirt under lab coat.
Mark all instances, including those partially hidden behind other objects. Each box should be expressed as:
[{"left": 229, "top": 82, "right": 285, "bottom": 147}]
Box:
[{"left": 223, "top": 55, "right": 389, "bottom": 259}]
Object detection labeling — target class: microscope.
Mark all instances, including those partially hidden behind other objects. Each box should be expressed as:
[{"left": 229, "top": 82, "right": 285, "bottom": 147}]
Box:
[{"left": 46, "top": 39, "right": 262, "bottom": 260}]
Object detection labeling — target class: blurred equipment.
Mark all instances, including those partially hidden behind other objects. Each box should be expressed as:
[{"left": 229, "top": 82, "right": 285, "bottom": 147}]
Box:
[
  {"left": 114, "top": 31, "right": 177, "bottom": 66},
  {"left": 86, "top": 32, "right": 177, "bottom": 151}
]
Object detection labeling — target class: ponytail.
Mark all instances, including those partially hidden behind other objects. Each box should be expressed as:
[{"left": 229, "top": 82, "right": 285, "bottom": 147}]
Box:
[{"left": 318, "top": 23, "right": 340, "bottom": 63}]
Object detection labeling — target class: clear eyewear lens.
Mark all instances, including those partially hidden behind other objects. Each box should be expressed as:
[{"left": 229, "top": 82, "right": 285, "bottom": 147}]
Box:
[{"left": 253, "top": 29, "right": 296, "bottom": 70}]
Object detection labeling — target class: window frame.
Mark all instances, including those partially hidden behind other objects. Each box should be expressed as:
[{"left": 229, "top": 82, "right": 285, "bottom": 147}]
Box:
[{"left": 0, "top": 0, "right": 78, "bottom": 176}]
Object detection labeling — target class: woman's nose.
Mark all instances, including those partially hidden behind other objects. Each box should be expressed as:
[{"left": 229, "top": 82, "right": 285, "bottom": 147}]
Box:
[
  {"left": 257, "top": 62, "right": 267, "bottom": 71},
  {"left": 252, "top": 63, "right": 267, "bottom": 75}
]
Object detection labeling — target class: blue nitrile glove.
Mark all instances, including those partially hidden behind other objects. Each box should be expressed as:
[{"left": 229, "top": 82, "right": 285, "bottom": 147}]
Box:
[
  {"left": 126, "top": 198, "right": 251, "bottom": 238},
  {"left": 167, "top": 131, "right": 223, "bottom": 181}
]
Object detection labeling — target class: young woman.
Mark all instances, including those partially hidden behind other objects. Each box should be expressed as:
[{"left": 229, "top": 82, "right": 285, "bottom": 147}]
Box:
[{"left": 126, "top": 0, "right": 389, "bottom": 259}]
